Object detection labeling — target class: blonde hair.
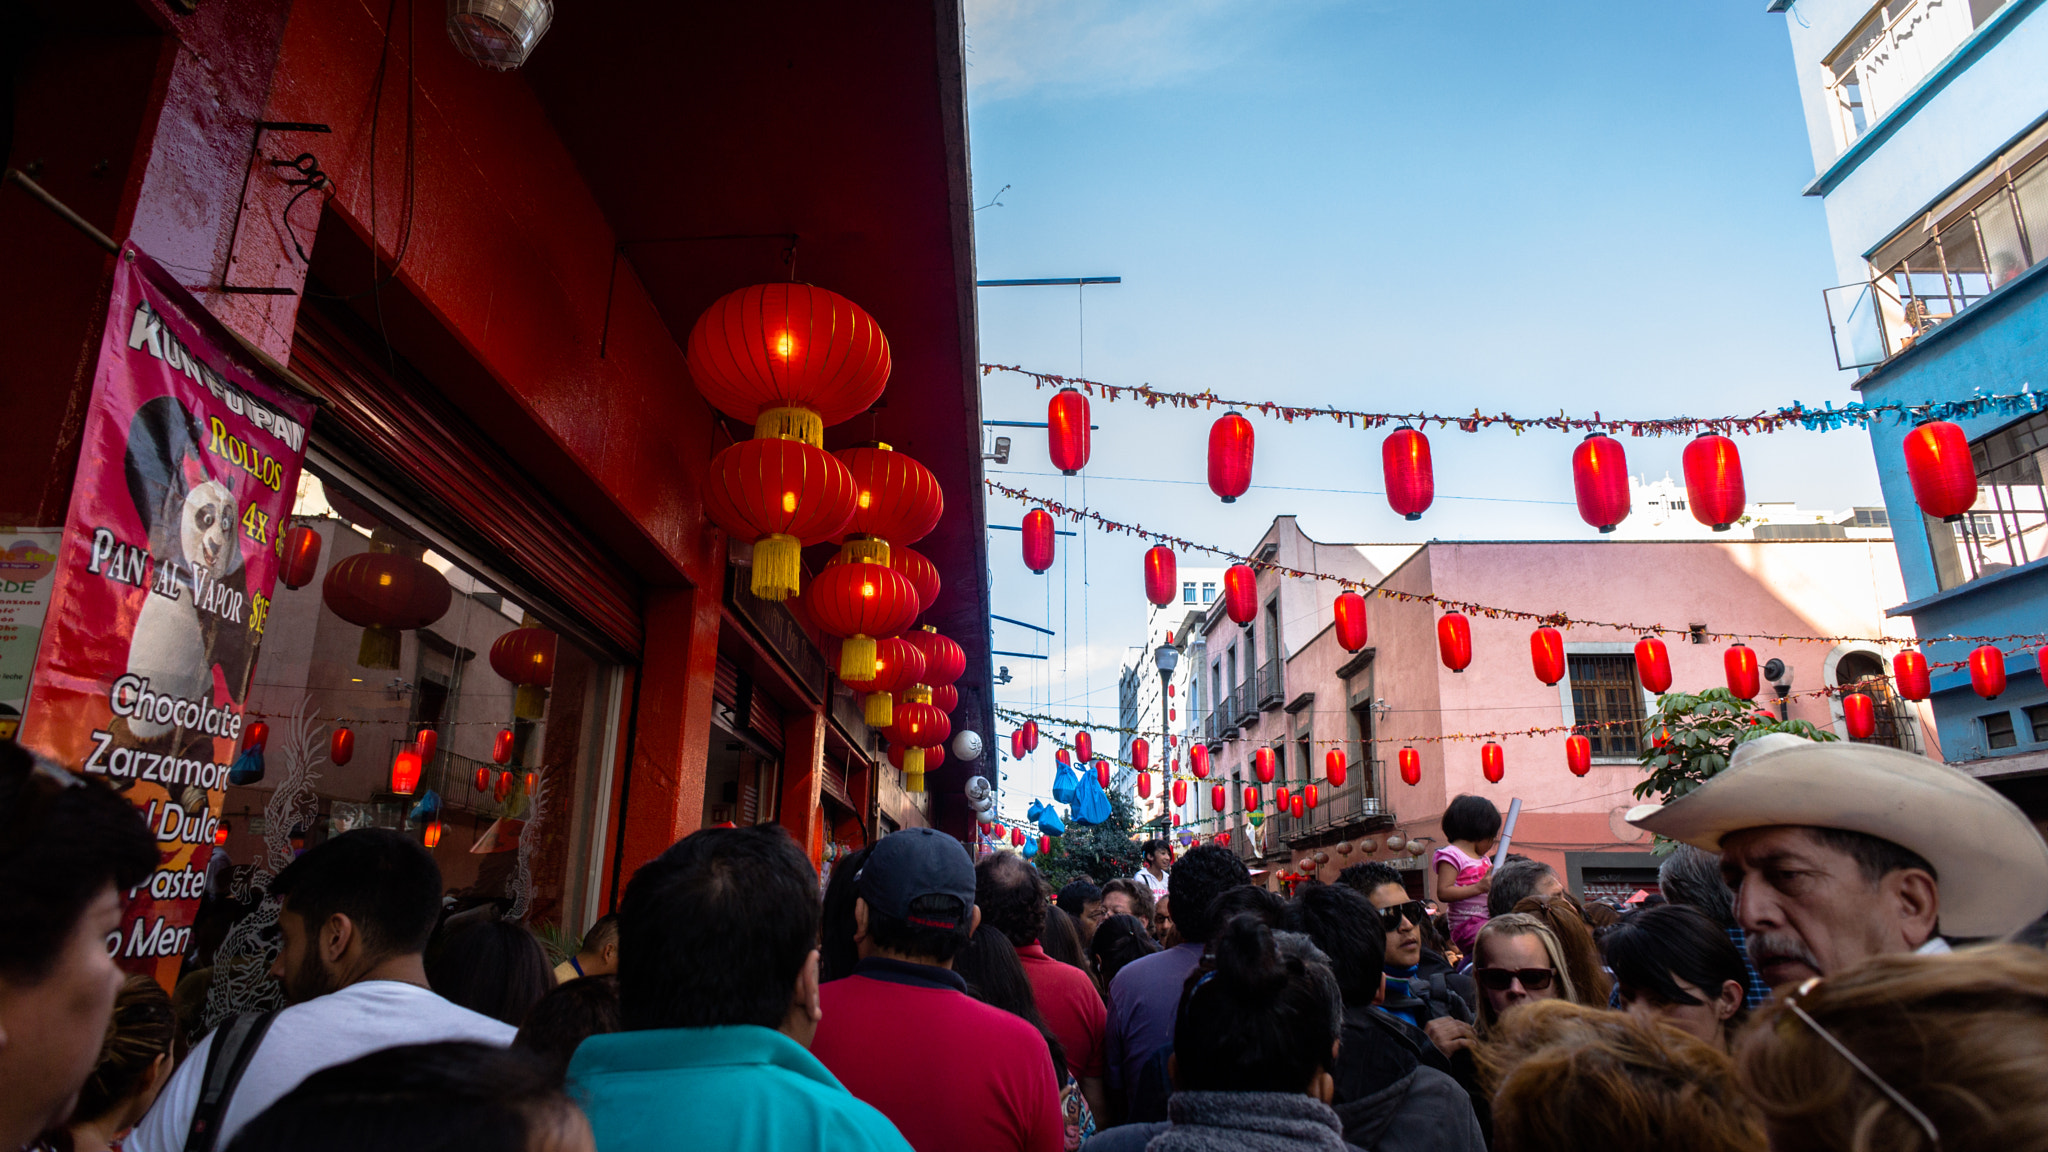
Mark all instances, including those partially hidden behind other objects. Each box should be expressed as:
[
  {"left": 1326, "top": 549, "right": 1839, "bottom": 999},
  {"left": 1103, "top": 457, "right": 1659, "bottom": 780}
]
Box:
[
  {"left": 1474, "top": 913, "right": 1577, "bottom": 1032},
  {"left": 1513, "top": 893, "right": 1613, "bottom": 1006},
  {"left": 1479, "top": 999, "right": 1765, "bottom": 1152},
  {"left": 1735, "top": 944, "right": 2048, "bottom": 1152}
]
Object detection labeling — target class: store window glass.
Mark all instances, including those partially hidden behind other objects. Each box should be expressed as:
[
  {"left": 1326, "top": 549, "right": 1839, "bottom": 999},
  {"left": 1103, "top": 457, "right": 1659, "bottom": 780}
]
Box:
[{"left": 195, "top": 465, "right": 619, "bottom": 1028}]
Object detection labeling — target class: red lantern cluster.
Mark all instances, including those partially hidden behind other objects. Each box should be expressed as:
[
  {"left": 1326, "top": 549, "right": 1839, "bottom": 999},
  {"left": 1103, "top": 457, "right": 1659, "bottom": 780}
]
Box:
[
  {"left": 1383, "top": 426, "right": 1433, "bottom": 521},
  {"left": 1022, "top": 508, "right": 1056, "bottom": 573},
  {"left": 1572, "top": 433, "right": 1630, "bottom": 533},
  {"left": 1481, "top": 742, "right": 1505, "bottom": 784},
  {"left": 1682, "top": 434, "right": 1746, "bottom": 531},
  {"left": 1144, "top": 546, "right": 1178, "bottom": 607},
  {"left": 1333, "top": 592, "right": 1368, "bottom": 652},
  {"left": 1222, "top": 565, "right": 1259, "bottom": 625},
  {"left": 1635, "top": 636, "right": 1672, "bottom": 695},
  {"left": 1902, "top": 421, "right": 1978, "bottom": 522},
  {"left": 1048, "top": 388, "right": 1091, "bottom": 475},
  {"left": 1725, "top": 644, "right": 1760, "bottom": 700},
  {"left": 1438, "top": 613, "right": 1472, "bottom": 673},
  {"left": 1530, "top": 628, "right": 1565, "bottom": 686},
  {"left": 1208, "top": 411, "right": 1254, "bottom": 502}
]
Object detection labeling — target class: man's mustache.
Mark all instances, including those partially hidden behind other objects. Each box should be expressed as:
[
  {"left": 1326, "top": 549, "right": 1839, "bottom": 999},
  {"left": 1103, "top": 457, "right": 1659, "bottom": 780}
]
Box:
[{"left": 1748, "top": 929, "right": 1820, "bottom": 972}]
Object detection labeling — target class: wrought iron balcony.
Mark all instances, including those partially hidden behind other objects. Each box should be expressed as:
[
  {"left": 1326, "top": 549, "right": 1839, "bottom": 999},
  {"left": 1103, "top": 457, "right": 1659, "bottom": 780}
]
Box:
[
  {"left": 1256, "top": 659, "right": 1284, "bottom": 710},
  {"left": 1268, "top": 774, "right": 1393, "bottom": 846}
]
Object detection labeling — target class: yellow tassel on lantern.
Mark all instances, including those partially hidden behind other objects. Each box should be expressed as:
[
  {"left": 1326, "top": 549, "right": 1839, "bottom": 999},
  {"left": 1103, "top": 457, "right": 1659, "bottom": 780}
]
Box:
[
  {"left": 865, "top": 692, "right": 894, "bottom": 727},
  {"left": 904, "top": 745, "right": 926, "bottom": 791},
  {"left": 513, "top": 684, "right": 548, "bottom": 720},
  {"left": 839, "top": 536, "right": 891, "bottom": 566},
  {"left": 839, "top": 634, "right": 878, "bottom": 681},
  {"left": 754, "top": 405, "right": 825, "bottom": 448},
  {"left": 358, "top": 624, "right": 401, "bottom": 669},
  {"left": 902, "top": 684, "right": 931, "bottom": 705},
  {"left": 751, "top": 532, "right": 803, "bottom": 601}
]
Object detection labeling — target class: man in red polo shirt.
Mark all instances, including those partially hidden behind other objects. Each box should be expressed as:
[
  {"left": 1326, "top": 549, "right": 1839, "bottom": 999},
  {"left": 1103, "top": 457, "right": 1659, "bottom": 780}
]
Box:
[
  {"left": 810, "top": 828, "right": 1063, "bottom": 1152},
  {"left": 976, "top": 852, "right": 1109, "bottom": 1121}
]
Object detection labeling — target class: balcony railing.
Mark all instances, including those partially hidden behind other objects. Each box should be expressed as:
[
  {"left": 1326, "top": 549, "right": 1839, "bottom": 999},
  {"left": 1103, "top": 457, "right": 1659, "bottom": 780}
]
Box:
[
  {"left": 1267, "top": 774, "right": 1392, "bottom": 846},
  {"left": 1256, "top": 659, "right": 1284, "bottom": 710},
  {"left": 1231, "top": 679, "right": 1257, "bottom": 727},
  {"left": 1824, "top": 0, "right": 1977, "bottom": 149},
  {"left": 1932, "top": 485, "right": 2048, "bottom": 589},
  {"left": 1825, "top": 152, "right": 2048, "bottom": 370}
]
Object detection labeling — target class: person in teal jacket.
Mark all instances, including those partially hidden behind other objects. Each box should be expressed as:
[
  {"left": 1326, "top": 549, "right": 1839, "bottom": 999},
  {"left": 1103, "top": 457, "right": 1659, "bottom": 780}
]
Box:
[{"left": 567, "top": 826, "right": 911, "bottom": 1152}]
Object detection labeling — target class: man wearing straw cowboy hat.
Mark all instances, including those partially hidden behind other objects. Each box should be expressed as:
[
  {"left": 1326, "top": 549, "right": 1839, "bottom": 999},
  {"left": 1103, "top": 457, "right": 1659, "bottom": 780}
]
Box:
[{"left": 1627, "top": 734, "right": 2048, "bottom": 990}]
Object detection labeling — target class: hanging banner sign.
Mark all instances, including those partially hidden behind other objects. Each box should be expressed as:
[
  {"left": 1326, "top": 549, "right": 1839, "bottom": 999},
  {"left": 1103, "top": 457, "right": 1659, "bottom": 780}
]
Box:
[{"left": 21, "top": 244, "right": 315, "bottom": 984}]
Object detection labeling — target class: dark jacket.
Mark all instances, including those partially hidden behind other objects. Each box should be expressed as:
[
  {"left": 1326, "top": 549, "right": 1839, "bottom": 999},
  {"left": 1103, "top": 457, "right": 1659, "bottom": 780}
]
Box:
[
  {"left": 1082, "top": 1092, "right": 1366, "bottom": 1152},
  {"left": 1415, "top": 950, "right": 1475, "bottom": 1022},
  {"left": 1341, "top": 1006, "right": 1490, "bottom": 1146},
  {"left": 1332, "top": 1066, "right": 1486, "bottom": 1152}
]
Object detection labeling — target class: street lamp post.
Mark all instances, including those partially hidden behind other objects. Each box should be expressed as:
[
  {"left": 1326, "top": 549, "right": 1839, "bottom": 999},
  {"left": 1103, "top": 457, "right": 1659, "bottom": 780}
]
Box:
[{"left": 1154, "top": 642, "right": 1179, "bottom": 826}]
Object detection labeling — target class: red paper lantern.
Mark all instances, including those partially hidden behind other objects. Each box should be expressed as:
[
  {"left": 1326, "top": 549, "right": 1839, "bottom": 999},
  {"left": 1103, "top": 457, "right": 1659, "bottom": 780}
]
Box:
[
  {"left": 1333, "top": 592, "right": 1368, "bottom": 652},
  {"left": 1725, "top": 644, "right": 1760, "bottom": 700},
  {"left": 1222, "top": 564, "right": 1259, "bottom": 625},
  {"left": 423, "top": 820, "right": 443, "bottom": 849},
  {"left": 1048, "top": 388, "right": 1091, "bottom": 475},
  {"left": 1055, "top": 748, "right": 1071, "bottom": 766},
  {"left": 243, "top": 720, "right": 269, "bottom": 751},
  {"left": 1383, "top": 426, "right": 1434, "bottom": 521},
  {"left": 390, "top": 746, "right": 423, "bottom": 796},
  {"left": 1208, "top": 411, "right": 1254, "bottom": 502},
  {"left": 490, "top": 625, "right": 560, "bottom": 721},
  {"left": 904, "top": 627, "right": 966, "bottom": 688},
  {"left": 323, "top": 551, "right": 453, "bottom": 669},
  {"left": 1682, "top": 433, "right": 1746, "bottom": 531},
  {"left": 1902, "top": 421, "right": 1978, "bottom": 522},
  {"left": 1190, "top": 743, "right": 1210, "bottom": 778},
  {"left": 1438, "top": 613, "right": 1472, "bottom": 672},
  {"left": 1481, "top": 742, "right": 1505, "bottom": 784},
  {"left": 1010, "top": 729, "right": 1026, "bottom": 760},
  {"left": 805, "top": 560, "right": 919, "bottom": 680},
  {"left": 1291, "top": 794, "right": 1305, "bottom": 818},
  {"left": 1075, "top": 730, "right": 1093, "bottom": 762},
  {"left": 1893, "top": 649, "right": 1931, "bottom": 701},
  {"left": 1566, "top": 734, "right": 1591, "bottom": 777},
  {"left": 1254, "top": 747, "right": 1275, "bottom": 783},
  {"left": 330, "top": 727, "right": 355, "bottom": 766},
  {"left": 214, "top": 823, "right": 230, "bottom": 847},
  {"left": 1572, "top": 433, "right": 1630, "bottom": 533},
  {"left": 887, "top": 700, "right": 952, "bottom": 754},
  {"left": 1132, "top": 738, "right": 1150, "bottom": 771},
  {"left": 280, "top": 524, "right": 322, "bottom": 589},
  {"left": 474, "top": 766, "right": 490, "bottom": 792},
  {"left": 494, "top": 771, "right": 513, "bottom": 802},
  {"left": 704, "top": 437, "right": 857, "bottom": 601},
  {"left": 1324, "top": 749, "right": 1347, "bottom": 787},
  {"left": 1211, "top": 783, "right": 1226, "bottom": 813},
  {"left": 1215, "top": 831, "right": 1232, "bottom": 846},
  {"left": 1971, "top": 646, "right": 2007, "bottom": 699},
  {"left": 1530, "top": 628, "right": 1566, "bottom": 686},
  {"left": 834, "top": 444, "right": 944, "bottom": 561},
  {"left": 1172, "top": 778, "right": 1187, "bottom": 807},
  {"left": 685, "top": 283, "right": 891, "bottom": 437},
  {"left": 1399, "top": 747, "right": 1420, "bottom": 786},
  {"left": 1144, "top": 546, "right": 1178, "bottom": 607},
  {"left": 1243, "top": 784, "right": 1260, "bottom": 811},
  {"left": 1137, "top": 771, "right": 1152, "bottom": 799},
  {"left": 1039, "top": 835, "right": 1051, "bottom": 856},
  {"left": 1304, "top": 783, "right": 1318, "bottom": 809},
  {"left": 930, "top": 684, "right": 959, "bottom": 714},
  {"left": 415, "top": 728, "right": 437, "bottom": 762},
  {"left": 1021, "top": 508, "right": 1056, "bottom": 573},
  {"left": 493, "top": 728, "right": 516, "bottom": 766},
  {"left": 524, "top": 770, "right": 539, "bottom": 794},
  {"left": 844, "top": 635, "right": 926, "bottom": 728},
  {"left": 1635, "top": 636, "right": 1672, "bottom": 695},
  {"left": 1276, "top": 786, "right": 1291, "bottom": 809},
  {"left": 1096, "top": 759, "right": 1111, "bottom": 789},
  {"left": 893, "top": 547, "right": 942, "bottom": 617},
  {"left": 1843, "top": 692, "right": 1876, "bottom": 739},
  {"left": 1023, "top": 720, "right": 1040, "bottom": 752},
  {"left": 1011, "top": 827, "right": 1025, "bottom": 847}
]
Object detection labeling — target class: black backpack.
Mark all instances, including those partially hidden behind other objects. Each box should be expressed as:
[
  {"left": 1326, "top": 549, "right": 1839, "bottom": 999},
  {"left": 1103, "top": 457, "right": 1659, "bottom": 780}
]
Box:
[{"left": 182, "top": 1009, "right": 280, "bottom": 1152}]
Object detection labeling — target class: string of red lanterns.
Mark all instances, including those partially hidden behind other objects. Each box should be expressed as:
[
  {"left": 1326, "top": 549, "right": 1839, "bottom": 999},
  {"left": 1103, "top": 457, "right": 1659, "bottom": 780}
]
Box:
[{"left": 984, "top": 478, "right": 2048, "bottom": 648}]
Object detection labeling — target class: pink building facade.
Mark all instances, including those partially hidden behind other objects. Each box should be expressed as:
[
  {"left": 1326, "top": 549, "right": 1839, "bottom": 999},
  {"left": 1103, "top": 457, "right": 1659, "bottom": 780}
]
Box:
[{"left": 1192, "top": 519, "right": 1927, "bottom": 901}]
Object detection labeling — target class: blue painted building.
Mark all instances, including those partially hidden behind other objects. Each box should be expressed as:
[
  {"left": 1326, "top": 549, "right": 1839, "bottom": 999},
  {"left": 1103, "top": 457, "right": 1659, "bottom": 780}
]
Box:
[{"left": 1773, "top": 0, "right": 2048, "bottom": 809}]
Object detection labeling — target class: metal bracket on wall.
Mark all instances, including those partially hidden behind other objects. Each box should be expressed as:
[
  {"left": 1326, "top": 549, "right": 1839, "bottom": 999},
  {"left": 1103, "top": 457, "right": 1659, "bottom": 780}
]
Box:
[{"left": 221, "top": 121, "right": 332, "bottom": 296}]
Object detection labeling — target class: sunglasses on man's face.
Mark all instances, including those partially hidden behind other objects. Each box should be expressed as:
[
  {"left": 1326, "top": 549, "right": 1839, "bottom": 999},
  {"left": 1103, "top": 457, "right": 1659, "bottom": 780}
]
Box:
[
  {"left": 1377, "top": 900, "right": 1426, "bottom": 932},
  {"left": 1475, "top": 966, "right": 1556, "bottom": 992}
]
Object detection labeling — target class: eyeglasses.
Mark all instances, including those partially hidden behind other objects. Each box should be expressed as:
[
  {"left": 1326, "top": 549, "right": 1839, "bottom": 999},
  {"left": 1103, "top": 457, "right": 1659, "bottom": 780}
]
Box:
[
  {"left": 1475, "top": 966, "right": 1555, "bottom": 992},
  {"left": 1377, "top": 900, "right": 1426, "bottom": 932},
  {"left": 1785, "top": 977, "right": 1942, "bottom": 1150}
]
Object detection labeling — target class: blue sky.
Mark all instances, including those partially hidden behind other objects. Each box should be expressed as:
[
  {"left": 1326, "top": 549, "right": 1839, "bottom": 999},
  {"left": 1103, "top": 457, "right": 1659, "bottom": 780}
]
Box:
[{"left": 966, "top": 1, "right": 1876, "bottom": 809}]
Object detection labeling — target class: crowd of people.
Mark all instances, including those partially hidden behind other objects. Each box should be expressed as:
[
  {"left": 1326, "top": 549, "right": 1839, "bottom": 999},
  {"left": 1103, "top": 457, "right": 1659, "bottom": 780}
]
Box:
[{"left": 6, "top": 731, "right": 2048, "bottom": 1152}]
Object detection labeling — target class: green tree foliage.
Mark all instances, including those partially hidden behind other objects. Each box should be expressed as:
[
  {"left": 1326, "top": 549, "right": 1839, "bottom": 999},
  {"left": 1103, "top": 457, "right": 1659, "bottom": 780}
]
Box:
[
  {"left": 1037, "top": 786, "right": 1143, "bottom": 889},
  {"left": 1636, "top": 688, "right": 1837, "bottom": 806}
]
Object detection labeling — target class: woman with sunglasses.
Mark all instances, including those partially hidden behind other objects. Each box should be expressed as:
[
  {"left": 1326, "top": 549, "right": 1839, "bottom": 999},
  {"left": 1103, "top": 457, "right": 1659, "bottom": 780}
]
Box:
[
  {"left": 1470, "top": 914, "right": 1577, "bottom": 1034},
  {"left": 1601, "top": 904, "right": 1749, "bottom": 1051}
]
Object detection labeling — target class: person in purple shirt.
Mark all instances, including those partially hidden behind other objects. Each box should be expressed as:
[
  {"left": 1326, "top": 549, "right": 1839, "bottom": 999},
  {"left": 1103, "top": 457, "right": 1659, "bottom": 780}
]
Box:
[{"left": 1104, "top": 844, "right": 1250, "bottom": 1120}]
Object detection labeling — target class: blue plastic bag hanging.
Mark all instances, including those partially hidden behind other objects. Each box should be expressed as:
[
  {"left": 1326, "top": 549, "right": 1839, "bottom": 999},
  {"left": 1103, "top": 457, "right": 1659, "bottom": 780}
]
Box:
[
  {"left": 1072, "top": 767, "right": 1111, "bottom": 825},
  {"left": 1029, "top": 799, "right": 1066, "bottom": 838},
  {"left": 227, "top": 744, "right": 265, "bottom": 785},
  {"left": 408, "top": 789, "right": 442, "bottom": 824},
  {"left": 1051, "top": 756, "right": 1078, "bottom": 806}
]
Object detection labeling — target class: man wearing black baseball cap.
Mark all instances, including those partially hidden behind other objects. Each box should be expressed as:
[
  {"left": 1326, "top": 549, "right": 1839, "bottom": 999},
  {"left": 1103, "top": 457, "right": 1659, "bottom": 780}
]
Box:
[{"left": 809, "top": 828, "right": 1063, "bottom": 1152}]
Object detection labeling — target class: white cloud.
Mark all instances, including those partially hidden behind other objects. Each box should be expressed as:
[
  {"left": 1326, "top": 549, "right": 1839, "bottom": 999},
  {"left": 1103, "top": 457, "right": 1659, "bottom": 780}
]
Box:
[{"left": 965, "top": 0, "right": 1312, "bottom": 102}]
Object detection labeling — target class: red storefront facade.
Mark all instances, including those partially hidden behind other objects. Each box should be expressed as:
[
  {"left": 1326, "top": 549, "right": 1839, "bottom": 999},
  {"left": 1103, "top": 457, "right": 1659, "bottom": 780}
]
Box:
[{"left": 3, "top": 0, "right": 988, "bottom": 983}]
